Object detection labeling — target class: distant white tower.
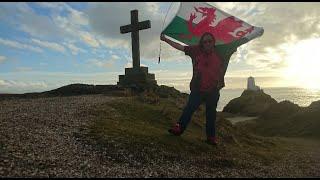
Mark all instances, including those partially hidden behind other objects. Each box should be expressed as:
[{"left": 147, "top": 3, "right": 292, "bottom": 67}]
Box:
[{"left": 247, "top": 76, "right": 260, "bottom": 91}]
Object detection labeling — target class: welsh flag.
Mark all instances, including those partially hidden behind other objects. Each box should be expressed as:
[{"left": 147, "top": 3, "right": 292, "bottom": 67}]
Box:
[{"left": 162, "top": 2, "right": 264, "bottom": 73}]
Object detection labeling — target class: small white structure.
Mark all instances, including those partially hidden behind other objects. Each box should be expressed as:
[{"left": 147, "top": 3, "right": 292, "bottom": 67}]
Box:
[{"left": 247, "top": 76, "right": 260, "bottom": 91}]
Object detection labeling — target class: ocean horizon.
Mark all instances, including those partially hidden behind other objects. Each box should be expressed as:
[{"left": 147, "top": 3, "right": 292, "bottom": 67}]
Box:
[
  {"left": 1, "top": 84, "right": 320, "bottom": 112},
  {"left": 178, "top": 87, "right": 320, "bottom": 112}
]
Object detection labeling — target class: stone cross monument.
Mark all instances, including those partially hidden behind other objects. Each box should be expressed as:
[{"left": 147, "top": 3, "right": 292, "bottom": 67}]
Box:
[{"left": 117, "top": 10, "right": 157, "bottom": 88}]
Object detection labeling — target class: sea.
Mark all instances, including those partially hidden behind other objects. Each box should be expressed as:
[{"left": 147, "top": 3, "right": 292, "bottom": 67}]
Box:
[{"left": 180, "top": 87, "right": 320, "bottom": 111}]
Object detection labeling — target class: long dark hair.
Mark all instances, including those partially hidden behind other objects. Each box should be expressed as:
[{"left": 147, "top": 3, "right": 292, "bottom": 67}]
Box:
[{"left": 199, "top": 32, "right": 216, "bottom": 51}]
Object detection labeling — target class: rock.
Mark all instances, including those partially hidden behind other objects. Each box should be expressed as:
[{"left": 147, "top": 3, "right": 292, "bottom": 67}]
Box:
[
  {"left": 222, "top": 90, "right": 277, "bottom": 116},
  {"left": 307, "top": 100, "right": 320, "bottom": 111},
  {"left": 241, "top": 97, "right": 320, "bottom": 138},
  {"left": 153, "top": 85, "right": 188, "bottom": 99},
  {"left": 261, "top": 100, "right": 301, "bottom": 119}
]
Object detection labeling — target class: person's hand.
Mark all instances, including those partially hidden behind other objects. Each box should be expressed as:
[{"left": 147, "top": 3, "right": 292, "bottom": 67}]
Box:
[
  {"left": 190, "top": 13, "right": 197, "bottom": 21},
  {"left": 160, "top": 34, "right": 166, "bottom": 41}
]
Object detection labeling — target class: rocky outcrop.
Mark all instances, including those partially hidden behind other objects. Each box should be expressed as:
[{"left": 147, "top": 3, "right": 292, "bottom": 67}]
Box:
[
  {"left": 222, "top": 90, "right": 277, "bottom": 116},
  {"left": 308, "top": 100, "right": 320, "bottom": 111},
  {"left": 234, "top": 93, "right": 320, "bottom": 138},
  {"left": 261, "top": 100, "right": 301, "bottom": 119},
  {"left": 285, "top": 100, "right": 320, "bottom": 137}
]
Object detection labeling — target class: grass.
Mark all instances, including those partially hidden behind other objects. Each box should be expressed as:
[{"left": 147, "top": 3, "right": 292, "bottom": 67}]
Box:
[
  {"left": 84, "top": 95, "right": 291, "bottom": 168},
  {"left": 88, "top": 97, "right": 216, "bottom": 154}
]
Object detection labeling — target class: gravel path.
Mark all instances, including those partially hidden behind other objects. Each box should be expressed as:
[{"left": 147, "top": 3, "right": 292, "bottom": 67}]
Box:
[
  {"left": 225, "top": 116, "right": 258, "bottom": 125},
  {"left": 0, "top": 95, "right": 319, "bottom": 177},
  {"left": 262, "top": 137, "right": 320, "bottom": 177},
  {"left": 0, "top": 95, "right": 128, "bottom": 177}
]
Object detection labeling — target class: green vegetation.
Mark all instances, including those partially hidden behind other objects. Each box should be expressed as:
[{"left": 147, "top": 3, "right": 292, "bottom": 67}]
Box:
[{"left": 85, "top": 94, "right": 288, "bottom": 168}]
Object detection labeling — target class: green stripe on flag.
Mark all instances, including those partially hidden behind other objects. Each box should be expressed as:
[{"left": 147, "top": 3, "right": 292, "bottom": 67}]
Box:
[
  {"left": 162, "top": 16, "right": 199, "bottom": 45},
  {"left": 163, "top": 16, "right": 239, "bottom": 46}
]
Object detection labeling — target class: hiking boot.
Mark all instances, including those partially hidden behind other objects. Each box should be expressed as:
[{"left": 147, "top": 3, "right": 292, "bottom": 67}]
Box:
[
  {"left": 206, "top": 136, "right": 218, "bottom": 145},
  {"left": 168, "top": 123, "right": 183, "bottom": 136}
]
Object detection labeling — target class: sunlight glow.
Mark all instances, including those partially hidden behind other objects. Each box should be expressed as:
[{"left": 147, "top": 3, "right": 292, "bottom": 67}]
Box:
[{"left": 283, "top": 38, "right": 320, "bottom": 90}]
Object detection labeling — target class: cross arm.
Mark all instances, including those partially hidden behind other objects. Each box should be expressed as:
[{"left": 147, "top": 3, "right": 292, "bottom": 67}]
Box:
[
  {"left": 120, "top": 24, "right": 132, "bottom": 34},
  {"left": 120, "top": 20, "right": 151, "bottom": 34},
  {"left": 138, "top": 20, "right": 151, "bottom": 30}
]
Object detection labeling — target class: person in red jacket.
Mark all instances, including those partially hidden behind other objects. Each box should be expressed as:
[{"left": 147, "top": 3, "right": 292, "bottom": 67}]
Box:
[{"left": 160, "top": 32, "right": 225, "bottom": 145}]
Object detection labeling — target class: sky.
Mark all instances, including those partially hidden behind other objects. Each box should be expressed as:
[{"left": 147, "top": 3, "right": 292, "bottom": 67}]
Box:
[{"left": 1, "top": 2, "right": 320, "bottom": 93}]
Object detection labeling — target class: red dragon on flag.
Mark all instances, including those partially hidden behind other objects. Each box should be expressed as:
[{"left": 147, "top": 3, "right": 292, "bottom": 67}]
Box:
[
  {"left": 162, "top": 2, "right": 263, "bottom": 46},
  {"left": 180, "top": 6, "right": 254, "bottom": 44}
]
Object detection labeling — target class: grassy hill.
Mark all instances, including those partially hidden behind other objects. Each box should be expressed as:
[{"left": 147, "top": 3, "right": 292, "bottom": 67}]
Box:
[{"left": 77, "top": 90, "right": 290, "bottom": 172}]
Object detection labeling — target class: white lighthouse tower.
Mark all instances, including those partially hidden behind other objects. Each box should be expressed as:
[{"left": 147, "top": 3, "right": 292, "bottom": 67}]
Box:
[{"left": 247, "top": 76, "right": 261, "bottom": 91}]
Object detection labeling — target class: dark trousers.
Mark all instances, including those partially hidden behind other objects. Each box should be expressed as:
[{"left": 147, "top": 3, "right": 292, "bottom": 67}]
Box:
[{"left": 178, "top": 88, "right": 220, "bottom": 137}]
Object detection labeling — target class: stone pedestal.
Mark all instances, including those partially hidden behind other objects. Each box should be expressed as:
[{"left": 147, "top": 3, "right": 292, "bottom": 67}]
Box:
[{"left": 117, "top": 66, "right": 157, "bottom": 88}]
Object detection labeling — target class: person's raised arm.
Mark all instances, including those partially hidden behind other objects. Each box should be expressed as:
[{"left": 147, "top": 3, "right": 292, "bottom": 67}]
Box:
[{"left": 160, "top": 34, "right": 185, "bottom": 52}]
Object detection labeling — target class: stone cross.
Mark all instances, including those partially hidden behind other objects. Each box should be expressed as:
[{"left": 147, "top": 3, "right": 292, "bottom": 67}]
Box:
[{"left": 120, "top": 10, "right": 151, "bottom": 70}]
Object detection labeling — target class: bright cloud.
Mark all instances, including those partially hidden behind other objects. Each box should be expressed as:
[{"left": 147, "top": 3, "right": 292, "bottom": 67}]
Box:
[
  {"left": 79, "top": 31, "right": 100, "bottom": 48},
  {"left": 0, "top": 79, "right": 48, "bottom": 93},
  {"left": 31, "top": 39, "right": 66, "bottom": 53},
  {"left": 0, "top": 38, "right": 43, "bottom": 53},
  {"left": 88, "top": 54, "right": 120, "bottom": 68},
  {"left": 63, "top": 42, "right": 86, "bottom": 55}
]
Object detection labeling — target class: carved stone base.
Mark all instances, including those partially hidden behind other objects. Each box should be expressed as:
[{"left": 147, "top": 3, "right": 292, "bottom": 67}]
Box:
[{"left": 117, "top": 66, "right": 157, "bottom": 88}]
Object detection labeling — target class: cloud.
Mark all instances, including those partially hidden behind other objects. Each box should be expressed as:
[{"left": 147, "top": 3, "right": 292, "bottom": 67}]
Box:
[
  {"left": 98, "top": 38, "right": 129, "bottom": 50},
  {"left": 89, "top": 59, "right": 114, "bottom": 68},
  {"left": 0, "top": 2, "right": 95, "bottom": 50},
  {"left": 111, "top": 55, "right": 120, "bottom": 60},
  {"left": 63, "top": 42, "right": 86, "bottom": 55},
  {"left": 31, "top": 38, "right": 66, "bottom": 53},
  {"left": 38, "top": 3, "right": 100, "bottom": 48},
  {"left": 88, "top": 54, "right": 120, "bottom": 68},
  {"left": 210, "top": 2, "right": 320, "bottom": 70},
  {"left": 0, "top": 3, "right": 66, "bottom": 40},
  {"left": 0, "top": 79, "right": 48, "bottom": 93},
  {"left": 0, "top": 38, "right": 43, "bottom": 53},
  {"left": 51, "top": 13, "right": 101, "bottom": 48},
  {"left": 162, "top": 2, "right": 315, "bottom": 73},
  {"left": 124, "top": 62, "right": 147, "bottom": 68},
  {"left": 67, "top": 6, "right": 89, "bottom": 26},
  {"left": 87, "top": 2, "right": 186, "bottom": 61},
  {"left": 35, "top": 2, "right": 68, "bottom": 12},
  {"left": 36, "top": 2, "right": 89, "bottom": 26},
  {"left": 0, "top": 56, "right": 6, "bottom": 63},
  {"left": 0, "top": 71, "right": 125, "bottom": 93},
  {"left": 1, "top": 2, "right": 184, "bottom": 61},
  {"left": 2, "top": 2, "right": 320, "bottom": 84},
  {"left": 79, "top": 31, "right": 100, "bottom": 48}
]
